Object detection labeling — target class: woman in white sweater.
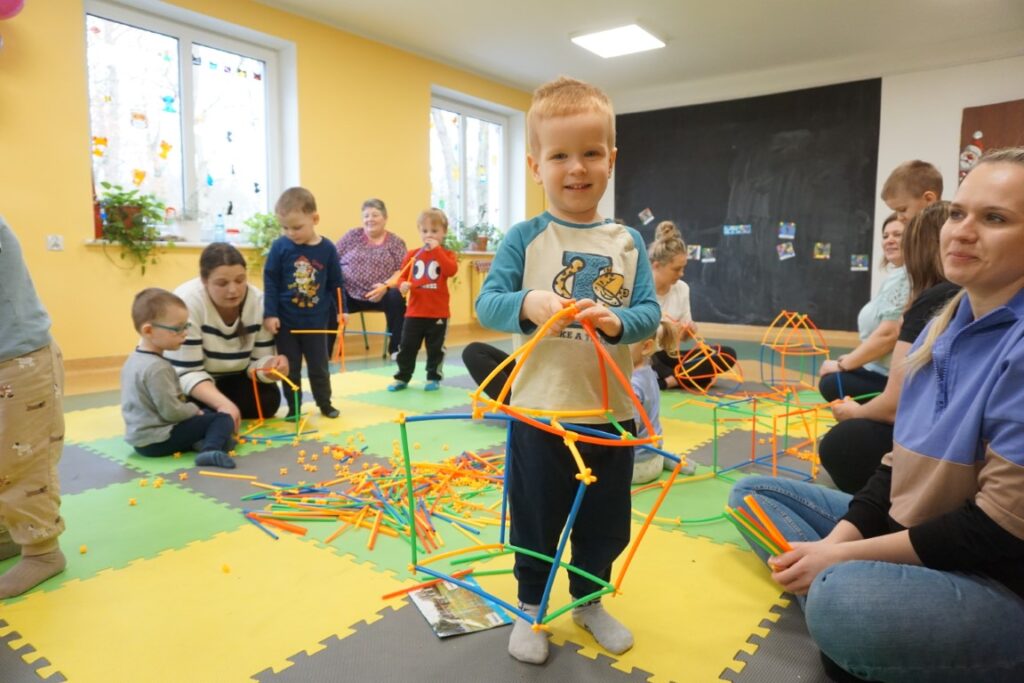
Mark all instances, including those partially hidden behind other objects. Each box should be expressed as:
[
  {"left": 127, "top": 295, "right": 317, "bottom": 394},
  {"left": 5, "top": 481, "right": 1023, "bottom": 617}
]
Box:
[{"left": 166, "top": 243, "right": 289, "bottom": 428}]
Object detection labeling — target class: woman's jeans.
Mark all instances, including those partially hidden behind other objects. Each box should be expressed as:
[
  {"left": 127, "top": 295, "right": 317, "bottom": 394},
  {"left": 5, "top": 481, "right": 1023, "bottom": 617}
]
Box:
[{"left": 728, "top": 476, "right": 1024, "bottom": 682}]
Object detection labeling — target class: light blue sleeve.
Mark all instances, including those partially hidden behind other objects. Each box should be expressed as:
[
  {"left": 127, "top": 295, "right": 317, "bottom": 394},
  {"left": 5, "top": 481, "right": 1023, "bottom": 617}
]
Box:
[
  {"left": 614, "top": 228, "right": 661, "bottom": 344},
  {"left": 475, "top": 223, "right": 533, "bottom": 334}
]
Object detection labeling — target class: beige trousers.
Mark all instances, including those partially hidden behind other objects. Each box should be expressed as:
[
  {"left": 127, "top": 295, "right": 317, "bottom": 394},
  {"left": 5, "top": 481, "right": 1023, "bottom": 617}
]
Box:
[{"left": 0, "top": 342, "right": 65, "bottom": 556}]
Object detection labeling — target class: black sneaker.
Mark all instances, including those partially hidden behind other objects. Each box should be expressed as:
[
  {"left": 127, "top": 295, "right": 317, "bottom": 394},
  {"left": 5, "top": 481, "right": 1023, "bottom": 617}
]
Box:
[{"left": 319, "top": 405, "right": 340, "bottom": 419}]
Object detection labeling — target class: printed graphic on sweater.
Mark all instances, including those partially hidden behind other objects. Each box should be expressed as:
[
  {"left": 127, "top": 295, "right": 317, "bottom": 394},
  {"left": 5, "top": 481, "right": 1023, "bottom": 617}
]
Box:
[
  {"left": 552, "top": 251, "right": 630, "bottom": 306},
  {"left": 289, "top": 256, "right": 323, "bottom": 308}
]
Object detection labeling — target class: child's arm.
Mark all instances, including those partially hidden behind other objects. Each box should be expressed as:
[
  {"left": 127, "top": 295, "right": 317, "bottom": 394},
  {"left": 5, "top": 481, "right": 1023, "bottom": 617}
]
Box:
[
  {"left": 263, "top": 238, "right": 283, "bottom": 333},
  {"left": 475, "top": 226, "right": 533, "bottom": 334},
  {"left": 147, "top": 363, "right": 202, "bottom": 424},
  {"left": 436, "top": 247, "right": 459, "bottom": 278},
  {"left": 607, "top": 230, "right": 661, "bottom": 344}
]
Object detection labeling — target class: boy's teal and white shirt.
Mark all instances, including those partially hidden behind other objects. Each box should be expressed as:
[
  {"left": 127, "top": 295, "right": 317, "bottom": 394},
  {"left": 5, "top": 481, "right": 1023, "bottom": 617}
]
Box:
[{"left": 475, "top": 212, "right": 660, "bottom": 423}]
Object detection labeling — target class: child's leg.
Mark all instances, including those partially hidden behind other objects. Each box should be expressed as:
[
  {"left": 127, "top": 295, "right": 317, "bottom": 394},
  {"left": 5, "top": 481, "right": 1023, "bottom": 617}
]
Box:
[
  {"left": 393, "top": 318, "right": 428, "bottom": 384},
  {"left": 380, "top": 288, "right": 407, "bottom": 356},
  {"left": 423, "top": 318, "right": 447, "bottom": 382},
  {"left": 134, "top": 412, "right": 236, "bottom": 467},
  {"left": 212, "top": 373, "right": 282, "bottom": 420},
  {"left": 301, "top": 333, "right": 333, "bottom": 410},
  {"left": 461, "top": 342, "right": 513, "bottom": 403},
  {"left": 274, "top": 329, "right": 304, "bottom": 415},
  {"left": 0, "top": 343, "right": 67, "bottom": 598}
]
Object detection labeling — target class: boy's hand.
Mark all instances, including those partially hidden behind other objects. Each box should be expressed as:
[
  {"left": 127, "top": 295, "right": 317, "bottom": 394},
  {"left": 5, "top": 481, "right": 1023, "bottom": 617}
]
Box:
[
  {"left": 399, "top": 282, "right": 411, "bottom": 295},
  {"left": 521, "top": 291, "right": 572, "bottom": 335},
  {"left": 264, "top": 317, "right": 281, "bottom": 334},
  {"left": 423, "top": 237, "right": 439, "bottom": 250},
  {"left": 574, "top": 299, "right": 623, "bottom": 339}
]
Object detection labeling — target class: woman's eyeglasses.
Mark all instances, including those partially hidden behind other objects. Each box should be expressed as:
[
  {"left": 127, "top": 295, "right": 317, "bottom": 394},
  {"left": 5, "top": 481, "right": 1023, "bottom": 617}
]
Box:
[{"left": 152, "top": 321, "right": 192, "bottom": 334}]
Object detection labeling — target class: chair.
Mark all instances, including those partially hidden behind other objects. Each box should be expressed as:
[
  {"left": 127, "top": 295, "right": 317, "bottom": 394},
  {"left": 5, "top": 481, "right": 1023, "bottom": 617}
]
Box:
[{"left": 351, "top": 310, "right": 391, "bottom": 360}]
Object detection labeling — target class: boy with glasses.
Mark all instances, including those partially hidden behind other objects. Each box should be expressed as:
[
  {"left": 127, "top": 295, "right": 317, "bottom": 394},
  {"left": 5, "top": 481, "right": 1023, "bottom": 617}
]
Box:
[{"left": 120, "top": 288, "right": 235, "bottom": 468}]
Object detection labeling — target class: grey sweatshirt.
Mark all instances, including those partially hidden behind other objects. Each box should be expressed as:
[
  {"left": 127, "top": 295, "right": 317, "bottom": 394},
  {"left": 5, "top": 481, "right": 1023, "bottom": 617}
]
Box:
[{"left": 120, "top": 349, "right": 201, "bottom": 447}]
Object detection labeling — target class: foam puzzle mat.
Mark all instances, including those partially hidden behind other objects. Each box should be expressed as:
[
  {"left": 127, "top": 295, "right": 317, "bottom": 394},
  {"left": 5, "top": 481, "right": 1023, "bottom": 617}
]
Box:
[{"left": 0, "top": 349, "right": 836, "bottom": 681}]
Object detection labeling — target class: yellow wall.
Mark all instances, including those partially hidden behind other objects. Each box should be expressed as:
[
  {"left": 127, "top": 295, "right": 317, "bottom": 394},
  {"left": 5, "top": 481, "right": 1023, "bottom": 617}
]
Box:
[{"left": 0, "top": 0, "right": 542, "bottom": 360}]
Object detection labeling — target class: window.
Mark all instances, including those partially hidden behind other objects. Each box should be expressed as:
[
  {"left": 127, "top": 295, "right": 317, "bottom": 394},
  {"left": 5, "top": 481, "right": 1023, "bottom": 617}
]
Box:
[
  {"left": 85, "top": 1, "right": 288, "bottom": 243},
  {"left": 430, "top": 97, "right": 509, "bottom": 238}
]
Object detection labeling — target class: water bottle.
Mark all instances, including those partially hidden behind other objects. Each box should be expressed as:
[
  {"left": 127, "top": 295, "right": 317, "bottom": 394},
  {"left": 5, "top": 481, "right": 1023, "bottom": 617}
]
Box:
[{"left": 213, "top": 213, "right": 226, "bottom": 243}]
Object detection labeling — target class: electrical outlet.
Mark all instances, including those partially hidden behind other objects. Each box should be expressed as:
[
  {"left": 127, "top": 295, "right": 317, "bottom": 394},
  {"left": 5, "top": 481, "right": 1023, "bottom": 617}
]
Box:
[{"left": 46, "top": 235, "right": 64, "bottom": 251}]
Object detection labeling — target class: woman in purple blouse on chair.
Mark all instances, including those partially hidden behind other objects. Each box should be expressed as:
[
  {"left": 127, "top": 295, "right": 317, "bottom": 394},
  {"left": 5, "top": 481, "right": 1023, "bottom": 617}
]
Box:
[{"left": 335, "top": 198, "right": 408, "bottom": 358}]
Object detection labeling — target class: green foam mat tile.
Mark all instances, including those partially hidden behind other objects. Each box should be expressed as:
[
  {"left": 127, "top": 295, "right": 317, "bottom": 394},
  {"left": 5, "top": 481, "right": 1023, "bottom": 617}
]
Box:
[
  {"left": 0, "top": 480, "right": 244, "bottom": 601},
  {"left": 630, "top": 469, "right": 754, "bottom": 548},
  {"left": 321, "top": 415, "right": 507, "bottom": 463},
  {"left": 359, "top": 360, "right": 468, "bottom": 379},
  {"left": 347, "top": 384, "right": 476, "bottom": 412}
]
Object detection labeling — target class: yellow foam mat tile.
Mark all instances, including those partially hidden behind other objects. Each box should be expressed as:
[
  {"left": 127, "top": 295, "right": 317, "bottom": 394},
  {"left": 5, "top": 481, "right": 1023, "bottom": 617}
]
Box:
[
  {"left": 0, "top": 526, "right": 405, "bottom": 682},
  {"left": 323, "top": 370, "right": 394, "bottom": 397},
  {"left": 476, "top": 523, "right": 787, "bottom": 682},
  {"left": 659, "top": 417, "right": 720, "bottom": 454},
  {"left": 64, "top": 405, "right": 125, "bottom": 443},
  {"left": 303, "top": 397, "right": 412, "bottom": 437}
]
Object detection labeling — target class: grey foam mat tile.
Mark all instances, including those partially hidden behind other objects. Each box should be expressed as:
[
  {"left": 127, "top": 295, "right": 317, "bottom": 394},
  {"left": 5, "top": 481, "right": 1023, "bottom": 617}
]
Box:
[
  {"left": 251, "top": 601, "right": 654, "bottom": 683},
  {"left": 685, "top": 429, "right": 832, "bottom": 486},
  {"left": 721, "top": 600, "right": 830, "bottom": 683},
  {"left": 58, "top": 443, "right": 141, "bottom": 495},
  {"left": 0, "top": 622, "right": 67, "bottom": 683},
  {"left": 173, "top": 441, "right": 393, "bottom": 510}
]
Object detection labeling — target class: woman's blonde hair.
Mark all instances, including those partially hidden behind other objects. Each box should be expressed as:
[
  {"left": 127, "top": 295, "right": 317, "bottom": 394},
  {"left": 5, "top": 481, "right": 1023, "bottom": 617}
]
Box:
[
  {"left": 904, "top": 147, "right": 1024, "bottom": 373},
  {"left": 648, "top": 220, "right": 687, "bottom": 266}
]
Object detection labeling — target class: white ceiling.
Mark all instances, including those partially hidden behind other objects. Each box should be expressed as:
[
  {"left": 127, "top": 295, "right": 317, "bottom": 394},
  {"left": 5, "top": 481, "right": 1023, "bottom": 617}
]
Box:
[{"left": 257, "top": 0, "right": 1024, "bottom": 111}]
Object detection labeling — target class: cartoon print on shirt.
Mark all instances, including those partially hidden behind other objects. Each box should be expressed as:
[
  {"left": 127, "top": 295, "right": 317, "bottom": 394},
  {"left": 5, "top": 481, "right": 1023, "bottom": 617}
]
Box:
[
  {"left": 551, "top": 251, "right": 631, "bottom": 306},
  {"left": 411, "top": 256, "right": 444, "bottom": 290},
  {"left": 289, "top": 256, "right": 320, "bottom": 308}
]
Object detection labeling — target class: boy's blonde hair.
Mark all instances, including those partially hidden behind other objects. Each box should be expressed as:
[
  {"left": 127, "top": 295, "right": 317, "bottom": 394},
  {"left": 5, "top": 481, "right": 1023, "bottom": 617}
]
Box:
[
  {"left": 648, "top": 220, "right": 687, "bottom": 266},
  {"left": 904, "top": 147, "right": 1024, "bottom": 373},
  {"left": 418, "top": 207, "right": 449, "bottom": 231},
  {"left": 527, "top": 76, "right": 615, "bottom": 154},
  {"left": 881, "top": 160, "right": 943, "bottom": 200},
  {"left": 275, "top": 186, "right": 317, "bottom": 216},
  {"left": 132, "top": 288, "right": 186, "bottom": 332},
  {"left": 632, "top": 320, "right": 679, "bottom": 362}
]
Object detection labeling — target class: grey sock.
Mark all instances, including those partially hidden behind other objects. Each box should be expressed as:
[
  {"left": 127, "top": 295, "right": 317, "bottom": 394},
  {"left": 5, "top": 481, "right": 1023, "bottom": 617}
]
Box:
[
  {"left": 508, "top": 602, "right": 548, "bottom": 664},
  {"left": 572, "top": 600, "right": 633, "bottom": 654},
  {"left": 0, "top": 549, "right": 66, "bottom": 598},
  {"left": 195, "top": 450, "right": 236, "bottom": 468}
]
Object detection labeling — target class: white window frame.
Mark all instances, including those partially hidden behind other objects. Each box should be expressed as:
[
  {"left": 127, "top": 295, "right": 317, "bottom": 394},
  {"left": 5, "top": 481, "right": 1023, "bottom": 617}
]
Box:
[
  {"left": 430, "top": 86, "right": 526, "bottom": 236},
  {"left": 85, "top": 0, "right": 298, "bottom": 239}
]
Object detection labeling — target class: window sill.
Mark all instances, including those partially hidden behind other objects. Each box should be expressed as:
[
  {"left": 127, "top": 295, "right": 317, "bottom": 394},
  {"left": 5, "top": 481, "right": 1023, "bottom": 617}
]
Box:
[{"left": 85, "top": 239, "right": 260, "bottom": 250}]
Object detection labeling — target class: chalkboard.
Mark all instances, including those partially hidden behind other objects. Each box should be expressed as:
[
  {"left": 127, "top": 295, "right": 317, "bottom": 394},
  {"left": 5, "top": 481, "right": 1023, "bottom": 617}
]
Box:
[{"left": 615, "top": 79, "right": 881, "bottom": 330}]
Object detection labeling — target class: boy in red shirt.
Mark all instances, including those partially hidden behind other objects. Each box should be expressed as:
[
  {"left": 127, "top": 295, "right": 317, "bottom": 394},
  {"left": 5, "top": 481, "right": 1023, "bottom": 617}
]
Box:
[{"left": 388, "top": 208, "right": 458, "bottom": 391}]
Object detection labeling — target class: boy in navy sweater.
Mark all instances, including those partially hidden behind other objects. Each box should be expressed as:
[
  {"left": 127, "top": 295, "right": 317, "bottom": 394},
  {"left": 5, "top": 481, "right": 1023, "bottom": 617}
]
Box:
[{"left": 264, "top": 187, "right": 345, "bottom": 418}]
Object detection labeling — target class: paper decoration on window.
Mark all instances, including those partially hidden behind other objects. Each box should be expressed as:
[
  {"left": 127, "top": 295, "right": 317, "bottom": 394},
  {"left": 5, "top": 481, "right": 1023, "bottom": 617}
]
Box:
[
  {"left": 637, "top": 208, "right": 654, "bottom": 225},
  {"left": 162, "top": 95, "right": 176, "bottom": 113},
  {"left": 206, "top": 173, "right": 214, "bottom": 186},
  {"left": 192, "top": 54, "right": 201, "bottom": 65},
  {"left": 776, "top": 242, "right": 796, "bottom": 260},
  {"left": 227, "top": 201, "right": 234, "bottom": 216},
  {"left": 254, "top": 73, "right": 262, "bottom": 81},
  {"left": 778, "top": 222, "right": 796, "bottom": 239},
  {"left": 238, "top": 69, "right": 247, "bottom": 78},
  {"left": 132, "top": 169, "right": 147, "bottom": 187},
  {"left": 209, "top": 61, "right": 218, "bottom": 70},
  {"left": 850, "top": 254, "right": 869, "bottom": 271},
  {"left": 723, "top": 224, "right": 751, "bottom": 235},
  {"left": 159, "top": 140, "right": 173, "bottom": 159},
  {"left": 223, "top": 65, "right": 231, "bottom": 73},
  {"left": 161, "top": 50, "right": 172, "bottom": 62},
  {"left": 701, "top": 247, "right": 717, "bottom": 263},
  {"left": 130, "top": 111, "right": 149, "bottom": 128},
  {"left": 254, "top": 182, "right": 261, "bottom": 194},
  {"left": 92, "top": 136, "right": 108, "bottom": 157},
  {"left": 686, "top": 244, "right": 701, "bottom": 261},
  {"left": 226, "top": 131, "right": 232, "bottom": 142},
  {"left": 813, "top": 242, "right": 831, "bottom": 259}
]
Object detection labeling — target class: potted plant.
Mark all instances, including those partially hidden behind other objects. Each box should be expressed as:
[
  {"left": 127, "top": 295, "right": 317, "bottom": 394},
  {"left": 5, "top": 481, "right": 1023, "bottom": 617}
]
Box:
[
  {"left": 98, "top": 181, "right": 167, "bottom": 274},
  {"left": 462, "top": 222, "right": 502, "bottom": 252},
  {"left": 242, "top": 212, "right": 282, "bottom": 271}
]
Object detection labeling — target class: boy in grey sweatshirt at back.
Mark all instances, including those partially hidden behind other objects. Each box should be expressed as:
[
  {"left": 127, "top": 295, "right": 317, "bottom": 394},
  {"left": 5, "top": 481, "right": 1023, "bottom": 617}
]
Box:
[{"left": 120, "top": 289, "right": 235, "bottom": 468}]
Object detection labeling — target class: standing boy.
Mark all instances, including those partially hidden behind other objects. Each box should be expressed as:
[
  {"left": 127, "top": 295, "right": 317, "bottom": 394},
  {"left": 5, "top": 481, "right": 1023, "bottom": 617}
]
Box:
[
  {"left": 475, "top": 77, "right": 660, "bottom": 664},
  {"left": 389, "top": 208, "right": 459, "bottom": 392},
  {"left": 264, "top": 187, "right": 345, "bottom": 419},
  {"left": 120, "top": 288, "right": 236, "bottom": 468},
  {"left": 0, "top": 217, "right": 67, "bottom": 598},
  {"left": 881, "top": 159, "right": 943, "bottom": 224}
]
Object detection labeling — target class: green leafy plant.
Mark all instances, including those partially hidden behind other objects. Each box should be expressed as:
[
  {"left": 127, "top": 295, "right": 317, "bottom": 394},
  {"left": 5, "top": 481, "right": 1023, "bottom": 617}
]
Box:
[
  {"left": 98, "top": 181, "right": 167, "bottom": 274},
  {"left": 443, "top": 230, "right": 465, "bottom": 254},
  {"left": 462, "top": 222, "right": 503, "bottom": 252},
  {"left": 243, "top": 212, "right": 281, "bottom": 271}
]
